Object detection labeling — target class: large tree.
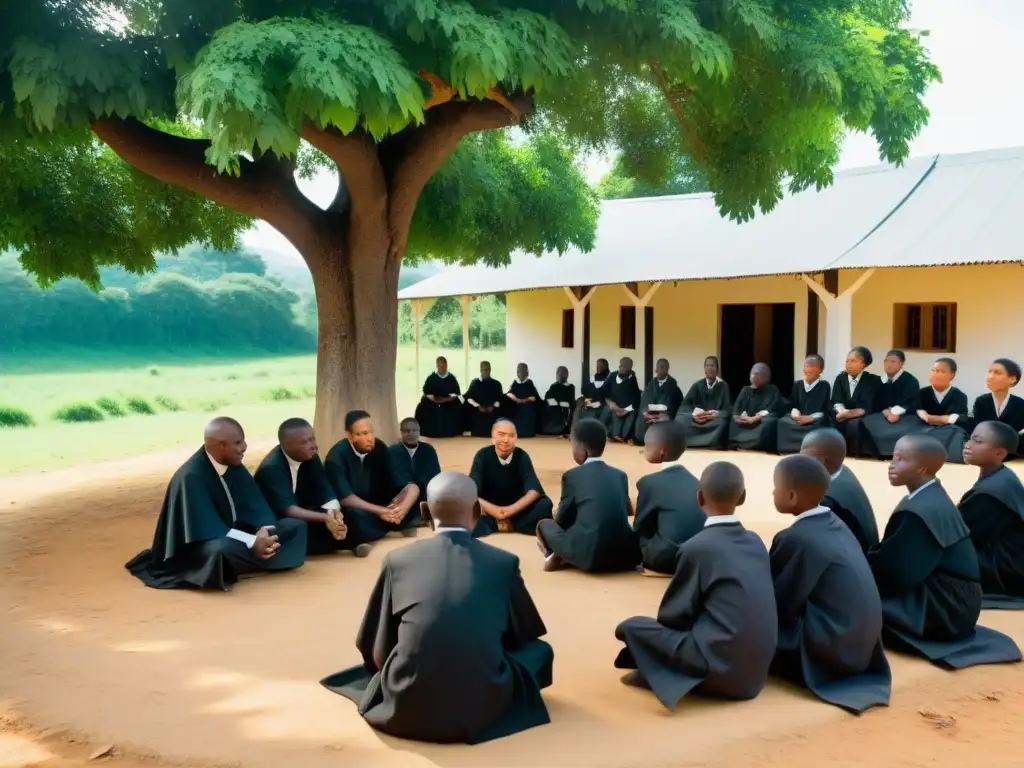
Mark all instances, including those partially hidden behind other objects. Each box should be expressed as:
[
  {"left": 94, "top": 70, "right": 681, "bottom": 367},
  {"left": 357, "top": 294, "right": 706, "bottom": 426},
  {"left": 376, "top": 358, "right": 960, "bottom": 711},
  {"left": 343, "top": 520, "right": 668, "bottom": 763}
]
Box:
[{"left": 1, "top": 0, "right": 938, "bottom": 443}]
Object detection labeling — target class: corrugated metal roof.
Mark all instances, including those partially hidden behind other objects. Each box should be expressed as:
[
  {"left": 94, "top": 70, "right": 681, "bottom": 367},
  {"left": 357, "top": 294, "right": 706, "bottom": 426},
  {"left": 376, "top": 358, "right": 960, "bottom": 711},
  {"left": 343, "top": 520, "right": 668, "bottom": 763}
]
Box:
[{"left": 398, "top": 147, "right": 1021, "bottom": 301}]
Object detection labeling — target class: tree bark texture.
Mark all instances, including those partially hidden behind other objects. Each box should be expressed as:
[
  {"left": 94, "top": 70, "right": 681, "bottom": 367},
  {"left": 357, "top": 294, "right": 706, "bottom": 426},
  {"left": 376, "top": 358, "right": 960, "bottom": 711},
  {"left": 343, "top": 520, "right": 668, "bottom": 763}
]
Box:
[{"left": 92, "top": 93, "right": 530, "bottom": 445}]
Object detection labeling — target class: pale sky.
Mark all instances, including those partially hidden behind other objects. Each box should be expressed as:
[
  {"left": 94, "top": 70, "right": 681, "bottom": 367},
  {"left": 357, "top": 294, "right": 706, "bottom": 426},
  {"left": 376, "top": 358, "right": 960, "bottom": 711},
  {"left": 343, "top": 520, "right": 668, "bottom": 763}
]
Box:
[{"left": 243, "top": 0, "right": 1024, "bottom": 260}]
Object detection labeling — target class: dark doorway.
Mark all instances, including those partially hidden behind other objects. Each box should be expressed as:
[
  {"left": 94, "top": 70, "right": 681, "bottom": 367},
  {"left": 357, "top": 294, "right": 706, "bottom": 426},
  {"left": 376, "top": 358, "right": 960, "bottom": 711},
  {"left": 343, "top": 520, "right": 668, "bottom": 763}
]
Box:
[{"left": 719, "top": 303, "right": 796, "bottom": 399}]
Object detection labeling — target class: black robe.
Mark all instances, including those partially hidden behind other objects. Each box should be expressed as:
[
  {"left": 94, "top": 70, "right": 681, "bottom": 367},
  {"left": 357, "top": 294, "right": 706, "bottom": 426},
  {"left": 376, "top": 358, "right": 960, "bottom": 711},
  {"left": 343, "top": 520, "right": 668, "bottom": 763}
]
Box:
[
  {"left": 601, "top": 373, "right": 642, "bottom": 440},
  {"left": 823, "top": 465, "right": 880, "bottom": 553},
  {"left": 125, "top": 447, "right": 307, "bottom": 590},
  {"left": 867, "top": 481, "right": 1022, "bottom": 669},
  {"left": 414, "top": 373, "right": 463, "bottom": 438},
  {"left": 321, "top": 531, "right": 553, "bottom": 744},
  {"left": 831, "top": 372, "right": 881, "bottom": 457},
  {"left": 861, "top": 372, "right": 924, "bottom": 458},
  {"left": 728, "top": 384, "right": 781, "bottom": 452},
  {"left": 959, "top": 466, "right": 1024, "bottom": 608},
  {"left": 537, "top": 460, "right": 639, "bottom": 573},
  {"left": 633, "top": 464, "right": 705, "bottom": 575},
  {"left": 966, "top": 393, "right": 1024, "bottom": 460},
  {"left": 675, "top": 378, "right": 732, "bottom": 449},
  {"left": 614, "top": 522, "right": 778, "bottom": 710},
  {"left": 469, "top": 446, "right": 554, "bottom": 537},
  {"left": 254, "top": 446, "right": 348, "bottom": 555},
  {"left": 770, "top": 512, "right": 891, "bottom": 714},
  {"left": 540, "top": 382, "right": 576, "bottom": 436},
  {"left": 464, "top": 377, "right": 505, "bottom": 438},
  {"left": 915, "top": 386, "right": 969, "bottom": 463},
  {"left": 634, "top": 375, "right": 684, "bottom": 446},
  {"left": 507, "top": 379, "right": 542, "bottom": 438},
  {"left": 776, "top": 380, "right": 832, "bottom": 454},
  {"left": 325, "top": 438, "right": 421, "bottom": 544},
  {"left": 387, "top": 441, "right": 441, "bottom": 504},
  {"left": 574, "top": 372, "right": 612, "bottom": 424}
]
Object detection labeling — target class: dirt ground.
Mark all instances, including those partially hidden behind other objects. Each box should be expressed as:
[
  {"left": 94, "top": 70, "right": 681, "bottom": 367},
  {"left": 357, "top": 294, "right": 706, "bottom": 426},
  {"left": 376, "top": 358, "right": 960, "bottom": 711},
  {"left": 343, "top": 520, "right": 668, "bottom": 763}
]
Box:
[{"left": 1, "top": 438, "right": 1023, "bottom": 768}]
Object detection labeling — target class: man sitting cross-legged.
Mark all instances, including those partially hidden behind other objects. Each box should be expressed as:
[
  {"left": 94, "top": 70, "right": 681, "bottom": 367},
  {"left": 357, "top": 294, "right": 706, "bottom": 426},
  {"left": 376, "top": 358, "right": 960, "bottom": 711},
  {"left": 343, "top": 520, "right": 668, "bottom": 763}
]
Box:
[
  {"left": 320, "top": 472, "right": 554, "bottom": 744},
  {"left": 126, "top": 416, "right": 307, "bottom": 590},
  {"left": 388, "top": 417, "right": 442, "bottom": 510},
  {"left": 469, "top": 418, "right": 554, "bottom": 537}
]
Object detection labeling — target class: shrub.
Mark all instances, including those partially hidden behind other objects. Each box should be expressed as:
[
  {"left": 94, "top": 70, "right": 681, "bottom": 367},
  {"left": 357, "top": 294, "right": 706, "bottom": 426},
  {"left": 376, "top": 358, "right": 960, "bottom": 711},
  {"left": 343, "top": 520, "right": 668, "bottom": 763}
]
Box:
[
  {"left": 148, "top": 367, "right": 160, "bottom": 376},
  {"left": 53, "top": 403, "right": 105, "bottom": 423},
  {"left": 96, "top": 397, "right": 126, "bottom": 417},
  {"left": 126, "top": 397, "right": 155, "bottom": 415},
  {"left": 263, "top": 386, "right": 298, "bottom": 402},
  {"left": 224, "top": 373, "right": 239, "bottom": 381},
  {"left": 0, "top": 406, "right": 35, "bottom": 428},
  {"left": 154, "top": 395, "right": 183, "bottom": 412},
  {"left": 199, "top": 399, "right": 228, "bottom": 412}
]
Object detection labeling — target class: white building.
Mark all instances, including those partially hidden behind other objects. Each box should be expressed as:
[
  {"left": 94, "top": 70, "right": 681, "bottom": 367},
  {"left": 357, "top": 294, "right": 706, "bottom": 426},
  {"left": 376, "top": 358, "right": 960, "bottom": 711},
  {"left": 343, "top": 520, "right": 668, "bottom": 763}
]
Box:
[{"left": 399, "top": 147, "right": 1024, "bottom": 401}]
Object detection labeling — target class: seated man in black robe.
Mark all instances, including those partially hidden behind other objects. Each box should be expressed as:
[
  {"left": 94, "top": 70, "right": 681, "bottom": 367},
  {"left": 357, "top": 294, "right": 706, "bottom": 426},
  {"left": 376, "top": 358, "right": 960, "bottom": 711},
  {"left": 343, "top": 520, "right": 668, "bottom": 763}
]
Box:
[
  {"left": 728, "top": 363, "right": 781, "bottom": 452},
  {"left": 602, "top": 357, "right": 642, "bottom": 443},
  {"left": 862, "top": 350, "right": 924, "bottom": 459},
  {"left": 915, "top": 357, "right": 969, "bottom": 463},
  {"left": 126, "top": 417, "right": 307, "bottom": 590},
  {"left": 536, "top": 418, "right": 639, "bottom": 573},
  {"left": 464, "top": 360, "right": 505, "bottom": 437},
  {"left": 321, "top": 472, "right": 553, "bottom": 744},
  {"left": 831, "top": 345, "right": 881, "bottom": 458},
  {"left": 573, "top": 358, "right": 611, "bottom": 426},
  {"left": 388, "top": 417, "right": 441, "bottom": 510},
  {"left": 868, "top": 435, "right": 1022, "bottom": 669},
  {"left": 505, "top": 362, "right": 542, "bottom": 438},
  {"left": 470, "top": 418, "right": 554, "bottom": 537},
  {"left": 255, "top": 418, "right": 367, "bottom": 557},
  {"left": 325, "top": 410, "right": 421, "bottom": 555},
  {"left": 769, "top": 455, "right": 891, "bottom": 714},
  {"left": 614, "top": 462, "right": 777, "bottom": 710},
  {"left": 540, "top": 366, "right": 575, "bottom": 436},
  {"left": 414, "top": 356, "right": 464, "bottom": 438},
  {"left": 777, "top": 355, "right": 831, "bottom": 454},
  {"left": 800, "top": 428, "right": 879, "bottom": 552},
  {"left": 964, "top": 358, "right": 1024, "bottom": 459},
  {"left": 960, "top": 421, "right": 1024, "bottom": 608},
  {"left": 635, "top": 358, "right": 683, "bottom": 447},
  {"left": 675, "top": 355, "right": 732, "bottom": 449},
  {"left": 633, "top": 420, "right": 705, "bottom": 576}
]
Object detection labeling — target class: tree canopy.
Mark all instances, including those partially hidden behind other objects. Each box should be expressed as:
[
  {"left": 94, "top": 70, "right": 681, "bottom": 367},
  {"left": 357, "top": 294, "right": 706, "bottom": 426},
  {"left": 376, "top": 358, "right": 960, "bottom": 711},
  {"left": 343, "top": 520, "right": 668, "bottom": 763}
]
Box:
[{"left": 597, "top": 155, "right": 709, "bottom": 200}]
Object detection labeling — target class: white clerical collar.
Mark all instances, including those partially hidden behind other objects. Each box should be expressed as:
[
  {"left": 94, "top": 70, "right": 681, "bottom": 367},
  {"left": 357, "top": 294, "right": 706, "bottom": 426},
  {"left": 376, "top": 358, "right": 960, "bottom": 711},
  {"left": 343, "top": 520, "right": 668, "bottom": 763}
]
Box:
[
  {"left": 886, "top": 369, "right": 904, "bottom": 384},
  {"left": 436, "top": 371, "right": 449, "bottom": 379},
  {"left": 206, "top": 451, "right": 229, "bottom": 477},
  {"left": 848, "top": 373, "right": 861, "bottom": 383},
  {"left": 656, "top": 377, "right": 667, "bottom": 386},
  {"left": 516, "top": 378, "right": 528, "bottom": 385},
  {"left": 803, "top": 378, "right": 820, "bottom": 392},
  {"left": 496, "top": 449, "right": 514, "bottom": 466},
  {"left": 993, "top": 393, "right": 1009, "bottom": 416},
  {"left": 477, "top": 376, "right": 490, "bottom": 382},
  {"left": 706, "top": 377, "right": 720, "bottom": 388},
  {"left": 830, "top": 465, "right": 844, "bottom": 481},
  {"left": 405, "top": 444, "right": 418, "bottom": 457},
  {"left": 704, "top": 514, "right": 739, "bottom": 527},
  {"left": 907, "top": 478, "right": 937, "bottom": 500},
  {"left": 351, "top": 444, "right": 367, "bottom": 461},
  {"left": 593, "top": 373, "right": 607, "bottom": 384},
  {"left": 583, "top": 456, "right": 605, "bottom": 465},
  {"left": 285, "top": 453, "right": 303, "bottom": 473},
  {"left": 434, "top": 525, "right": 469, "bottom": 534},
  {"left": 616, "top": 373, "right": 632, "bottom": 384},
  {"left": 932, "top": 386, "right": 950, "bottom": 402},
  {"left": 794, "top": 505, "right": 832, "bottom": 522}
]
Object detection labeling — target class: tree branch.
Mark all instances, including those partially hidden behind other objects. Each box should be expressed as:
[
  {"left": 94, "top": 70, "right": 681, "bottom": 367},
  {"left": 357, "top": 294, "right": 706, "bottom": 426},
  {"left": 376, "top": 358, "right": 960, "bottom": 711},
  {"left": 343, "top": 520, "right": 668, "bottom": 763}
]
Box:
[
  {"left": 649, "top": 61, "right": 708, "bottom": 162},
  {"left": 382, "top": 92, "right": 534, "bottom": 260}
]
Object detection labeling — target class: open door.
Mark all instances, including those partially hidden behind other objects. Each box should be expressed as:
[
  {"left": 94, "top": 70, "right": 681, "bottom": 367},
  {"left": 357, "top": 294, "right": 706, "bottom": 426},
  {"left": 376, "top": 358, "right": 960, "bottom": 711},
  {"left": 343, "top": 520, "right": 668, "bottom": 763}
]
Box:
[{"left": 719, "top": 303, "right": 795, "bottom": 398}]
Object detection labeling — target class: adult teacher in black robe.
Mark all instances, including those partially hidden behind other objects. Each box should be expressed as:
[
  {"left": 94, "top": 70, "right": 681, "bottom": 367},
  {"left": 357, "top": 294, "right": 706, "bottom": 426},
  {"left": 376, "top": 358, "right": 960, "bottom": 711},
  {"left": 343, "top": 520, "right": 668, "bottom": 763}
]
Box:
[
  {"left": 573, "top": 358, "right": 612, "bottom": 425},
  {"left": 675, "top": 356, "right": 732, "bottom": 449},
  {"left": 321, "top": 472, "right": 553, "bottom": 744},
  {"left": 255, "top": 418, "right": 360, "bottom": 556},
  {"left": 776, "top": 355, "right": 831, "bottom": 454},
  {"left": 800, "top": 428, "right": 879, "bottom": 552},
  {"left": 769, "top": 456, "right": 891, "bottom": 714},
  {"left": 915, "top": 357, "right": 969, "bottom": 463},
  {"left": 388, "top": 417, "right": 441, "bottom": 506},
  {"left": 634, "top": 358, "right": 683, "bottom": 446},
  {"left": 470, "top": 418, "right": 554, "bottom": 537},
  {"left": 614, "top": 462, "right": 777, "bottom": 710},
  {"left": 126, "top": 417, "right": 307, "bottom": 590},
  {"left": 960, "top": 421, "right": 1024, "bottom": 608},
  {"left": 728, "top": 363, "right": 781, "bottom": 452},
  {"left": 540, "top": 366, "right": 575, "bottom": 436},
  {"left": 861, "top": 350, "right": 923, "bottom": 458},
  {"left": 868, "top": 435, "right": 1021, "bottom": 669},
  {"left": 831, "top": 346, "right": 881, "bottom": 458},
  {"left": 464, "top": 360, "right": 504, "bottom": 438},
  {"left": 325, "top": 410, "right": 421, "bottom": 555},
  {"left": 506, "top": 362, "right": 542, "bottom": 438},
  {"left": 964, "top": 358, "right": 1024, "bottom": 459},
  {"left": 414, "top": 356, "right": 463, "bottom": 438},
  {"left": 602, "top": 357, "right": 642, "bottom": 443}
]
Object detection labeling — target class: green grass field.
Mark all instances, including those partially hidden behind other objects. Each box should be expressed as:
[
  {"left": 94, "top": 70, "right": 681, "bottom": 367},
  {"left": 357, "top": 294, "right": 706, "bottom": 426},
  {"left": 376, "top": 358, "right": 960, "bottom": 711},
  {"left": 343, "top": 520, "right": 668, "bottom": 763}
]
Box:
[{"left": 0, "top": 347, "right": 506, "bottom": 476}]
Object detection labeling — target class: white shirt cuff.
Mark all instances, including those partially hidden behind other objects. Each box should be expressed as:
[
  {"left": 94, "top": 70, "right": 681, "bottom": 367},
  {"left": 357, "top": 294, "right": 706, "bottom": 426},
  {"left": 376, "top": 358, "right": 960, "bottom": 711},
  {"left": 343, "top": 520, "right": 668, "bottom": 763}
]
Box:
[
  {"left": 948, "top": 414, "right": 959, "bottom": 424},
  {"left": 226, "top": 529, "right": 257, "bottom": 549},
  {"left": 558, "top": 402, "right": 570, "bottom": 408},
  {"left": 586, "top": 401, "right": 600, "bottom": 408},
  {"left": 891, "top": 406, "right": 906, "bottom": 416},
  {"left": 790, "top": 408, "right": 800, "bottom": 418},
  {"left": 693, "top": 407, "right": 706, "bottom": 415},
  {"left": 756, "top": 410, "right": 769, "bottom": 417},
  {"left": 624, "top": 405, "right": 634, "bottom": 413},
  {"left": 810, "top": 412, "right": 824, "bottom": 420},
  {"left": 322, "top": 499, "right": 341, "bottom": 511},
  {"left": 493, "top": 401, "right": 501, "bottom": 407},
  {"left": 467, "top": 399, "right": 479, "bottom": 407},
  {"left": 834, "top": 404, "right": 847, "bottom": 414},
  {"left": 547, "top": 398, "right": 558, "bottom": 406}
]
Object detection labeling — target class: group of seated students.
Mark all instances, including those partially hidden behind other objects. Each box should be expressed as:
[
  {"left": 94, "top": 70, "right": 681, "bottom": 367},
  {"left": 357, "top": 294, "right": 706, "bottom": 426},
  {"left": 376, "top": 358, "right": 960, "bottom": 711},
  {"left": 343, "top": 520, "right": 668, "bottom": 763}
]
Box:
[{"left": 125, "top": 403, "right": 1024, "bottom": 745}]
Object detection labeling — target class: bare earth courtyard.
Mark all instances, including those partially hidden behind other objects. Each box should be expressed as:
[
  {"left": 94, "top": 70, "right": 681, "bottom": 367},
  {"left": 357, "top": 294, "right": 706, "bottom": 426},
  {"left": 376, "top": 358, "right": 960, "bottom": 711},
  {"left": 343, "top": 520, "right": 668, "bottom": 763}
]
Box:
[{"left": 2, "top": 439, "right": 1024, "bottom": 768}]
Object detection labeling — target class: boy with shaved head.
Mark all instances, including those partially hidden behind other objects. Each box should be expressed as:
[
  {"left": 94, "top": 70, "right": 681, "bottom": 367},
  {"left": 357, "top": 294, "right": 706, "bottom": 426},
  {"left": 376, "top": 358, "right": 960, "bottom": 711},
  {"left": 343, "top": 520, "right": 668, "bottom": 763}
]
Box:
[
  {"left": 868, "top": 435, "right": 1021, "bottom": 668},
  {"left": 126, "top": 416, "right": 307, "bottom": 590},
  {"left": 321, "top": 472, "right": 553, "bottom": 744}
]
